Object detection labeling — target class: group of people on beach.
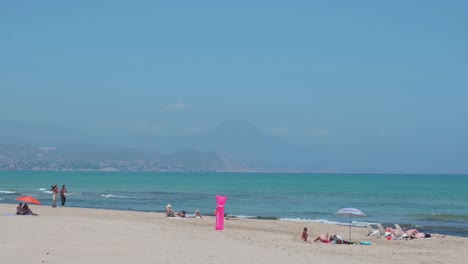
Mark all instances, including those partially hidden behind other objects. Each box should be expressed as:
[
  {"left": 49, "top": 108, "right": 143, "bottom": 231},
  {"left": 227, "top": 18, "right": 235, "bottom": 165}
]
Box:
[
  {"left": 16, "top": 203, "right": 37, "bottom": 215},
  {"left": 300, "top": 226, "right": 445, "bottom": 244},
  {"left": 380, "top": 226, "right": 445, "bottom": 239},
  {"left": 300, "top": 228, "right": 353, "bottom": 244},
  {"left": 50, "top": 184, "right": 68, "bottom": 208},
  {"left": 165, "top": 204, "right": 203, "bottom": 218}
]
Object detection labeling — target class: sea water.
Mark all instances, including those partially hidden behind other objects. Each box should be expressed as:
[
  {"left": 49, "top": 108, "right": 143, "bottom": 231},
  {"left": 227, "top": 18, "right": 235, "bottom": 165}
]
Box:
[{"left": 1, "top": 171, "right": 467, "bottom": 237}]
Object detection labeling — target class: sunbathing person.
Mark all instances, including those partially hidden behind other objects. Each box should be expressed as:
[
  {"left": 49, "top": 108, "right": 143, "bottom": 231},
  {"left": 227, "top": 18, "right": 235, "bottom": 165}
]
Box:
[
  {"left": 175, "top": 210, "right": 187, "bottom": 218},
  {"left": 406, "top": 229, "right": 445, "bottom": 239},
  {"left": 16, "top": 203, "right": 23, "bottom": 215},
  {"left": 313, "top": 233, "right": 330, "bottom": 243},
  {"left": 186, "top": 210, "right": 203, "bottom": 218},
  {"left": 329, "top": 234, "right": 353, "bottom": 244},
  {"left": 21, "top": 204, "right": 37, "bottom": 215},
  {"left": 313, "top": 233, "right": 352, "bottom": 244},
  {"left": 165, "top": 204, "right": 175, "bottom": 217}
]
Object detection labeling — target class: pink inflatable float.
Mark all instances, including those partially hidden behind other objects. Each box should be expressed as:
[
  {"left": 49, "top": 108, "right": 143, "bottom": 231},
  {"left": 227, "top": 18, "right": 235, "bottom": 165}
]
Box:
[{"left": 215, "top": 195, "right": 227, "bottom": 230}]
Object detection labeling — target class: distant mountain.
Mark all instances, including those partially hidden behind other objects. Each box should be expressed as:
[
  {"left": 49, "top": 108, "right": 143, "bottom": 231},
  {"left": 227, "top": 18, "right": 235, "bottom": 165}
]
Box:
[
  {"left": 184, "top": 119, "right": 310, "bottom": 165},
  {"left": 159, "top": 149, "right": 226, "bottom": 171},
  {"left": 0, "top": 119, "right": 315, "bottom": 172}
]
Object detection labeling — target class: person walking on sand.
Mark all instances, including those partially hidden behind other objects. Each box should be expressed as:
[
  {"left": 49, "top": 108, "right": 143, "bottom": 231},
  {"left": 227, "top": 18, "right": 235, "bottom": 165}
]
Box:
[
  {"left": 60, "top": 185, "right": 68, "bottom": 206},
  {"left": 50, "top": 184, "right": 59, "bottom": 208}
]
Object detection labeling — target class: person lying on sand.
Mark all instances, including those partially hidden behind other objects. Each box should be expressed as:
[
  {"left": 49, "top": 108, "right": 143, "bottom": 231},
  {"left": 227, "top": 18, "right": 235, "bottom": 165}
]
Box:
[
  {"left": 175, "top": 210, "right": 186, "bottom": 218},
  {"left": 313, "top": 234, "right": 351, "bottom": 244},
  {"left": 186, "top": 210, "right": 203, "bottom": 218},
  {"left": 406, "top": 229, "right": 445, "bottom": 239},
  {"left": 173, "top": 210, "right": 203, "bottom": 218},
  {"left": 329, "top": 234, "right": 352, "bottom": 244},
  {"left": 313, "top": 233, "right": 330, "bottom": 243}
]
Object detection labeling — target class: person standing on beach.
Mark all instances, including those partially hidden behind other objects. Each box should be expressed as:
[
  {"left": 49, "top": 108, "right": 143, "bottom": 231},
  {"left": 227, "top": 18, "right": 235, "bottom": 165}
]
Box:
[
  {"left": 50, "top": 184, "right": 59, "bottom": 208},
  {"left": 60, "top": 185, "right": 68, "bottom": 206}
]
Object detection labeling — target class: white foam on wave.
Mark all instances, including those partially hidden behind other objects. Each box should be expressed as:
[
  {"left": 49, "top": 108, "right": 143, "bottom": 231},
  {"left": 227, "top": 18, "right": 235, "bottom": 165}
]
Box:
[
  {"left": 0, "top": 190, "right": 16, "bottom": 194},
  {"left": 280, "top": 218, "right": 343, "bottom": 225},
  {"left": 230, "top": 215, "right": 256, "bottom": 219},
  {"left": 100, "top": 194, "right": 152, "bottom": 199},
  {"left": 351, "top": 221, "right": 369, "bottom": 227},
  {"left": 38, "top": 188, "right": 46, "bottom": 191},
  {"left": 280, "top": 218, "right": 369, "bottom": 227},
  {"left": 43, "top": 191, "right": 53, "bottom": 194}
]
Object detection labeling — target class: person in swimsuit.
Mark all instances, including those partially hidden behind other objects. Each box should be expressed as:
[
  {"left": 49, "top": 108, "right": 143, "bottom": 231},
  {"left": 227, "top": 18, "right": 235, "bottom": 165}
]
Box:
[
  {"left": 165, "top": 204, "right": 175, "bottom": 217},
  {"left": 16, "top": 203, "right": 23, "bottom": 215},
  {"left": 300, "top": 227, "right": 309, "bottom": 241},
  {"left": 60, "top": 185, "right": 68, "bottom": 206},
  {"left": 51, "top": 184, "right": 59, "bottom": 208},
  {"left": 21, "top": 204, "right": 37, "bottom": 215},
  {"left": 313, "top": 233, "right": 330, "bottom": 243},
  {"left": 406, "top": 229, "right": 445, "bottom": 239},
  {"left": 193, "top": 210, "right": 203, "bottom": 218},
  {"left": 176, "top": 210, "right": 187, "bottom": 218},
  {"left": 185, "top": 210, "right": 203, "bottom": 218}
]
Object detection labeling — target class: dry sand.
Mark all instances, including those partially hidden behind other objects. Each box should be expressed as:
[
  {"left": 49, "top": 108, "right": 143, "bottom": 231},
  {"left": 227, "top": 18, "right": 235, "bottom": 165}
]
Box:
[{"left": 1, "top": 204, "right": 466, "bottom": 264}]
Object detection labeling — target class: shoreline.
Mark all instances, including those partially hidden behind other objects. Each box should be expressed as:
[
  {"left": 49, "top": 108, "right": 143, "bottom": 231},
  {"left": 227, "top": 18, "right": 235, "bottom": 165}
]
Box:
[
  {"left": 2, "top": 201, "right": 467, "bottom": 238},
  {"left": 2, "top": 170, "right": 468, "bottom": 175},
  {"left": 1, "top": 203, "right": 467, "bottom": 264}
]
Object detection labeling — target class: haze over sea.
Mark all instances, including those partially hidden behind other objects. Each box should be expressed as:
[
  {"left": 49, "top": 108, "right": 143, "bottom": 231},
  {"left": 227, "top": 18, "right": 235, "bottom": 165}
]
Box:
[{"left": 1, "top": 171, "right": 467, "bottom": 237}]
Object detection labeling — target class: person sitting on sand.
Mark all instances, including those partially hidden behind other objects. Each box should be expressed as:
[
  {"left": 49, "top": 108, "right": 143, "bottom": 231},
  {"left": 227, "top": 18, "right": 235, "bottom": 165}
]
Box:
[
  {"left": 165, "top": 204, "right": 175, "bottom": 217},
  {"left": 16, "top": 203, "right": 23, "bottom": 215},
  {"left": 406, "top": 229, "right": 445, "bottom": 239},
  {"left": 301, "top": 227, "right": 309, "bottom": 241},
  {"left": 21, "top": 204, "right": 37, "bottom": 215}
]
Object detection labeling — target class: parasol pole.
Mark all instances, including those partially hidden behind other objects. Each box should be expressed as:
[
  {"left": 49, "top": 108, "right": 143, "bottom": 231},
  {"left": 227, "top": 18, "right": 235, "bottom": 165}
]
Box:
[{"left": 349, "top": 215, "right": 352, "bottom": 242}]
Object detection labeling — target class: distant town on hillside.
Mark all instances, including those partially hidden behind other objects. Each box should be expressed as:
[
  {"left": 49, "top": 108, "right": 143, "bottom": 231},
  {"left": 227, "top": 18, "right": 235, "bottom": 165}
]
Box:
[{"left": 0, "top": 144, "right": 301, "bottom": 173}]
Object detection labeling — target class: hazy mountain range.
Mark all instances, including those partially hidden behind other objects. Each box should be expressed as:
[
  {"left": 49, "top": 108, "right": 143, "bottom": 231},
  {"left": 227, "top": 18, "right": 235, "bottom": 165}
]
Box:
[
  {"left": 0, "top": 119, "right": 319, "bottom": 172},
  {"left": 3, "top": 119, "right": 459, "bottom": 173}
]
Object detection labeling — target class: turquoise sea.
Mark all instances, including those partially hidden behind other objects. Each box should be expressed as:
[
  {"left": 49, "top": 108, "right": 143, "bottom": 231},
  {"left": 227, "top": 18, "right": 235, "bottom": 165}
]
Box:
[{"left": 1, "top": 171, "right": 467, "bottom": 237}]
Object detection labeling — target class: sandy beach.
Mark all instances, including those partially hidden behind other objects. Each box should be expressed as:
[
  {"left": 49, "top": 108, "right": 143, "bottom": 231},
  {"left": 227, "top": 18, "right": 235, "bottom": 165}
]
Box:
[{"left": 1, "top": 204, "right": 466, "bottom": 264}]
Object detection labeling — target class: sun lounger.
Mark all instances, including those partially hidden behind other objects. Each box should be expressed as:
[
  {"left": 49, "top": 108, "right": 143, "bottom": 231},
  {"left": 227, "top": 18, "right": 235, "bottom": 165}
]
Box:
[
  {"left": 394, "top": 224, "right": 408, "bottom": 240},
  {"left": 366, "top": 223, "right": 380, "bottom": 237},
  {"left": 376, "top": 223, "right": 391, "bottom": 238}
]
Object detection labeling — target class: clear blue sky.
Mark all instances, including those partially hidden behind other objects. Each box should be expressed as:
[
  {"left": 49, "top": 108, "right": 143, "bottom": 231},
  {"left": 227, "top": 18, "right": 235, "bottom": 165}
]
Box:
[{"left": 1, "top": 1, "right": 467, "bottom": 173}]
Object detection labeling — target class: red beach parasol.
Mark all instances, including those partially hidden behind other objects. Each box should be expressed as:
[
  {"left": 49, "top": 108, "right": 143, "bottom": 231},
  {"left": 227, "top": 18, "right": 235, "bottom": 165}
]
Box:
[{"left": 16, "top": 196, "right": 41, "bottom": 205}]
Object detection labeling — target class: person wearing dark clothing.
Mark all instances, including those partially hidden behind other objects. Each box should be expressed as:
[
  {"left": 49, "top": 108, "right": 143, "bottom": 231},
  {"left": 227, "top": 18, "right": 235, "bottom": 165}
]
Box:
[{"left": 60, "top": 185, "right": 68, "bottom": 206}]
